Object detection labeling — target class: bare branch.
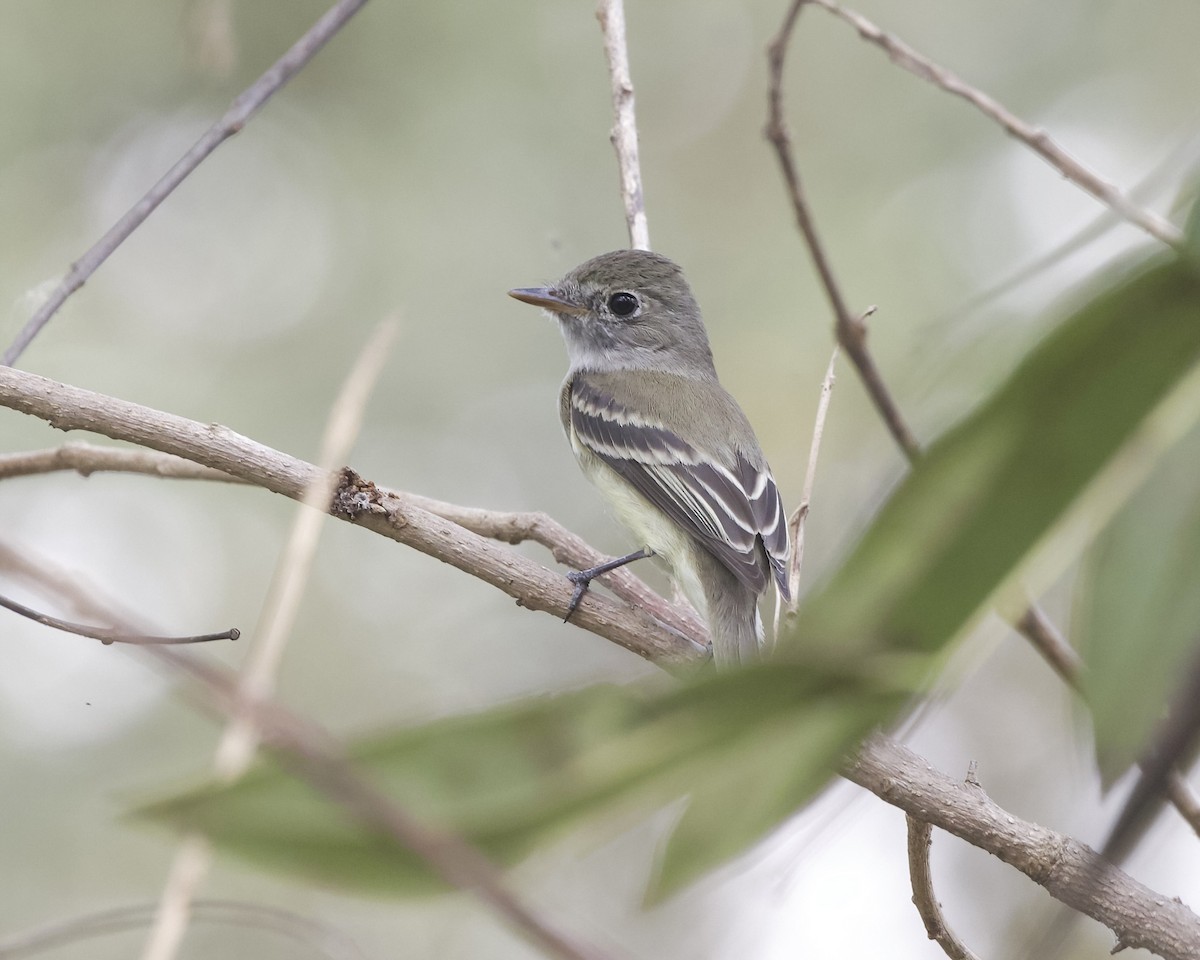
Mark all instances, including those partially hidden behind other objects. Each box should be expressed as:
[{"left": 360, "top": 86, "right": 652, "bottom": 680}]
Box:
[
  {"left": 1, "top": 0, "right": 371, "bottom": 367},
  {"left": 0, "top": 441, "right": 707, "bottom": 652},
  {"left": 596, "top": 0, "right": 650, "bottom": 251},
  {"left": 137, "top": 838, "right": 213, "bottom": 960},
  {"left": 848, "top": 737, "right": 1200, "bottom": 960},
  {"left": 0, "top": 591, "right": 238, "bottom": 645},
  {"left": 403, "top": 491, "right": 708, "bottom": 650},
  {"left": 766, "top": 4, "right": 921, "bottom": 461},
  {"left": 779, "top": 345, "right": 839, "bottom": 625},
  {"left": 0, "top": 365, "right": 700, "bottom": 667},
  {"left": 0, "top": 441, "right": 244, "bottom": 483},
  {"left": 1016, "top": 603, "right": 1085, "bottom": 686},
  {"left": 806, "top": 0, "right": 1182, "bottom": 250},
  {"left": 906, "top": 816, "right": 982, "bottom": 960}
]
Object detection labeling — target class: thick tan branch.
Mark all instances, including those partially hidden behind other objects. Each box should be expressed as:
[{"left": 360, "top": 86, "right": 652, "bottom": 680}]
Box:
[
  {"left": 849, "top": 738, "right": 1200, "bottom": 960},
  {"left": 0, "top": 366, "right": 701, "bottom": 668}
]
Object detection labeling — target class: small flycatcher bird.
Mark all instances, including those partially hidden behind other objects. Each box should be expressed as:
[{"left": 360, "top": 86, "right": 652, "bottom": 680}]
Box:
[{"left": 509, "top": 250, "right": 790, "bottom": 666}]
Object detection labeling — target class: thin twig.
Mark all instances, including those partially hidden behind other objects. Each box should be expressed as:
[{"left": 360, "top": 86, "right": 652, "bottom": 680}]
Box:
[
  {"left": 136, "top": 838, "right": 213, "bottom": 960},
  {"left": 214, "top": 317, "right": 398, "bottom": 775},
  {"left": 906, "top": 816, "right": 982, "bottom": 960},
  {"left": 765, "top": 3, "right": 921, "bottom": 461},
  {"left": 0, "top": 592, "right": 238, "bottom": 645},
  {"left": 941, "top": 133, "right": 1200, "bottom": 327},
  {"left": 778, "top": 344, "right": 840, "bottom": 628},
  {"left": 139, "top": 319, "right": 397, "bottom": 960},
  {"left": 806, "top": 0, "right": 1182, "bottom": 250},
  {"left": 0, "top": 898, "right": 367, "bottom": 960},
  {"left": 596, "top": 0, "right": 650, "bottom": 251},
  {"left": 0, "top": 365, "right": 701, "bottom": 666},
  {"left": 0, "top": 442, "right": 245, "bottom": 483},
  {"left": 1, "top": 0, "right": 370, "bottom": 367}
]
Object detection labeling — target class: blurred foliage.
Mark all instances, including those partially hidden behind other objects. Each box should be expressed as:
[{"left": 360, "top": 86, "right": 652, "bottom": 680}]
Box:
[
  {"left": 1077, "top": 424, "right": 1200, "bottom": 787},
  {"left": 4, "top": 1, "right": 1200, "bottom": 958}
]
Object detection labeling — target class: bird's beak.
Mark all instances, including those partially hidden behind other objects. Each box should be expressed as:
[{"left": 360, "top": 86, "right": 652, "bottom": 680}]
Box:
[{"left": 508, "top": 286, "right": 588, "bottom": 316}]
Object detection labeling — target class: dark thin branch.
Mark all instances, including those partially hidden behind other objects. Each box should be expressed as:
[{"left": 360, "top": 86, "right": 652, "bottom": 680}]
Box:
[
  {"left": 906, "top": 816, "right": 982, "bottom": 960},
  {"left": 765, "top": 1, "right": 921, "bottom": 461},
  {"left": 0, "top": 592, "right": 238, "bottom": 646},
  {"left": 1, "top": 0, "right": 370, "bottom": 367}
]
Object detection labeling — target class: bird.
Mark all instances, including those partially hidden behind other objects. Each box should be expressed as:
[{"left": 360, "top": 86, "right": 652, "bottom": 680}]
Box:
[{"left": 509, "top": 249, "right": 790, "bottom": 666}]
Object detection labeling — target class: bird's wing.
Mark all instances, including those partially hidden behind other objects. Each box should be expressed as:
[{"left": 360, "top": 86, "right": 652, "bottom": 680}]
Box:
[{"left": 569, "top": 377, "right": 790, "bottom": 598}]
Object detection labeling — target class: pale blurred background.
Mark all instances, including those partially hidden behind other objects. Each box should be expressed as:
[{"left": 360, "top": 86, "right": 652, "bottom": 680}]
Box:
[{"left": 1, "top": 1, "right": 1198, "bottom": 957}]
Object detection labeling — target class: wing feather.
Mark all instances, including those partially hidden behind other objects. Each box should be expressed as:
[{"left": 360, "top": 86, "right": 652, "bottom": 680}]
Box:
[{"left": 570, "top": 378, "right": 790, "bottom": 598}]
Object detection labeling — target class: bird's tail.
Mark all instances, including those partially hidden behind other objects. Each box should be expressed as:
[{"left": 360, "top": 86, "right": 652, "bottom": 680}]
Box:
[{"left": 701, "top": 561, "right": 763, "bottom": 668}]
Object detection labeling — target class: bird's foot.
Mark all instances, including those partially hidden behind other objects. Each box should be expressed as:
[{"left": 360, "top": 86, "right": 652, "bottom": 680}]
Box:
[{"left": 562, "top": 549, "right": 653, "bottom": 622}]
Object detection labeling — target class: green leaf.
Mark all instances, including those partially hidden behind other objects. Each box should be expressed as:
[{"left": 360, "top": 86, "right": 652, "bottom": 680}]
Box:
[
  {"left": 1076, "top": 425, "right": 1200, "bottom": 786},
  {"left": 787, "top": 253, "right": 1200, "bottom": 666},
  {"left": 137, "top": 663, "right": 912, "bottom": 896}
]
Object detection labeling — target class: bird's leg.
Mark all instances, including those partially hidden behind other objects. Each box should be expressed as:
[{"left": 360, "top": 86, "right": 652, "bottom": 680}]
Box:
[{"left": 564, "top": 549, "right": 653, "bottom": 622}]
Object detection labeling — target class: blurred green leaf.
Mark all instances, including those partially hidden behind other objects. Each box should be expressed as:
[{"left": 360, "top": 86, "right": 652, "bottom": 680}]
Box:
[
  {"left": 1077, "top": 426, "right": 1200, "bottom": 786},
  {"left": 788, "top": 252, "right": 1200, "bottom": 666},
  {"left": 137, "top": 663, "right": 912, "bottom": 896}
]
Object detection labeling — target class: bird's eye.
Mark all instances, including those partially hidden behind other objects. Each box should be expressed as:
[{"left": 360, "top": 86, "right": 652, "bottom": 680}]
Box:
[{"left": 607, "top": 291, "right": 640, "bottom": 318}]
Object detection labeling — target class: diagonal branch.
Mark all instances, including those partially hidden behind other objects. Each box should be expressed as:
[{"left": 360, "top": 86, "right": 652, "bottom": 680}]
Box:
[
  {"left": 1, "top": 0, "right": 371, "bottom": 367},
  {"left": 805, "top": 0, "right": 1181, "bottom": 250},
  {"left": 849, "top": 737, "right": 1200, "bottom": 960},
  {"left": 766, "top": 3, "right": 921, "bottom": 461},
  {"left": 0, "top": 365, "right": 701, "bottom": 667},
  {"left": 0, "top": 440, "right": 708, "bottom": 652}
]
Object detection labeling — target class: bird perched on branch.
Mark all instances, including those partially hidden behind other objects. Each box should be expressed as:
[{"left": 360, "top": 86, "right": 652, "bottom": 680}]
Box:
[{"left": 510, "top": 250, "right": 790, "bottom": 666}]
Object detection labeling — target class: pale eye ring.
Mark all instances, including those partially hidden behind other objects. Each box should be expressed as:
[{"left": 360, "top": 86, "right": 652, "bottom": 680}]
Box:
[{"left": 607, "top": 291, "right": 640, "bottom": 318}]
